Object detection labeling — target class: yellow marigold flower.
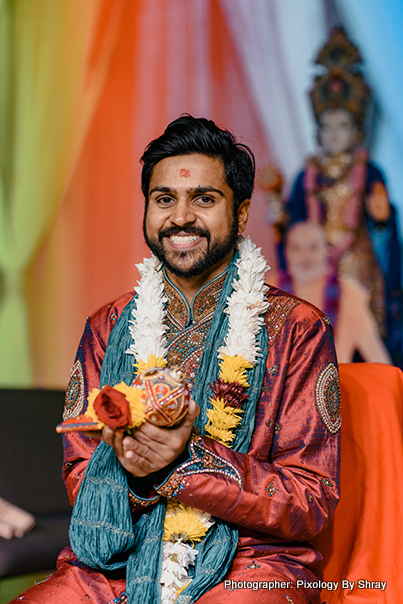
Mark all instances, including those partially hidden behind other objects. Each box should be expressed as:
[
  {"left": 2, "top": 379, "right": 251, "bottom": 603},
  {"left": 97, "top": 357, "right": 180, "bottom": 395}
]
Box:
[
  {"left": 219, "top": 355, "right": 253, "bottom": 387},
  {"left": 206, "top": 398, "right": 243, "bottom": 429},
  {"left": 135, "top": 354, "right": 167, "bottom": 374},
  {"left": 86, "top": 388, "right": 104, "bottom": 428},
  {"left": 165, "top": 500, "right": 181, "bottom": 514},
  {"left": 113, "top": 382, "right": 146, "bottom": 428},
  {"left": 211, "top": 397, "right": 244, "bottom": 416},
  {"left": 205, "top": 397, "right": 244, "bottom": 447},
  {"left": 163, "top": 504, "right": 212, "bottom": 543},
  {"left": 204, "top": 422, "right": 235, "bottom": 446}
]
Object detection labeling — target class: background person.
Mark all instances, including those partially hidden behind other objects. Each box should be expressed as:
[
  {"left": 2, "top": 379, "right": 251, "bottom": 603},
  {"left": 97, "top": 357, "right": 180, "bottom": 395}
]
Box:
[{"left": 279, "top": 221, "right": 392, "bottom": 365}]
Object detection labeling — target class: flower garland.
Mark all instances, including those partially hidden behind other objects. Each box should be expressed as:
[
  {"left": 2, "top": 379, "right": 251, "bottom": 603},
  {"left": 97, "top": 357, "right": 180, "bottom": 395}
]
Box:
[
  {"left": 125, "top": 236, "right": 269, "bottom": 603},
  {"left": 126, "top": 253, "right": 168, "bottom": 373},
  {"left": 206, "top": 236, "right": 269, "bottom": 446},
  {"left": 161, "top": 502, "right": 214, "bottom": 603}
]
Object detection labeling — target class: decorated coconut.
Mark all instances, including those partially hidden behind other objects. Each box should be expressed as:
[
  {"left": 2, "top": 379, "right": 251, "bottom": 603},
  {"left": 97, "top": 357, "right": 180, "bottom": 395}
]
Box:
[{"left": 132, "top": 366, "right": 189, "bottom": 427}]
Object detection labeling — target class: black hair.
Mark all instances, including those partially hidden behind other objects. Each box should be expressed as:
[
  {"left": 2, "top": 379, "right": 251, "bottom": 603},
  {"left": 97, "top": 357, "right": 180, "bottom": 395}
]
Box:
[{"left": 141, "top": 114, "right": 255, "bottom": 212}]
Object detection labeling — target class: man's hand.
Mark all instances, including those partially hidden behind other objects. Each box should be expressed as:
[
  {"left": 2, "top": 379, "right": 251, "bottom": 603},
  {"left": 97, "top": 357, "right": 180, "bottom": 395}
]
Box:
[{"left": 102, "top": 398, "right": 199, "bottom": 477}]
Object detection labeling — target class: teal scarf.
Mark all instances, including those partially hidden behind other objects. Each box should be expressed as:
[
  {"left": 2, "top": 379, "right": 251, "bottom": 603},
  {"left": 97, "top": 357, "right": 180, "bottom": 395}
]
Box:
[{"left": 70, "top": 253, "right": 268, "bottom": 603}]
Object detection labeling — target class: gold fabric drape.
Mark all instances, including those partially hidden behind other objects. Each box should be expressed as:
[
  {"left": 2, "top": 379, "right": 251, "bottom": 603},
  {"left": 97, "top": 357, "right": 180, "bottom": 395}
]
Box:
[{"left": 0, "top": 0, "right": 120, "bottom": 385}]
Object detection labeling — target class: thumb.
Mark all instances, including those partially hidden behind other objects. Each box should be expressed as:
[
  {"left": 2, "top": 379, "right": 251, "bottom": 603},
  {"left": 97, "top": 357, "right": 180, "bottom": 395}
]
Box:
[{"left": 183, "top": 397, "right": 199, "bottom": 426}]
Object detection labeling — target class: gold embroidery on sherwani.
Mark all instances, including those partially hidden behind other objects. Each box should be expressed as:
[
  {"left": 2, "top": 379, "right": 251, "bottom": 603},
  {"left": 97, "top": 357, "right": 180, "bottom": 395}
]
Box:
[
  {"left": 163, "top": 272, "right": 227, "bottom": 387},
  {"left": 156, "top": 432, "right": 242, "bottom": 498},
  {"left": 63, "top": 359, "right": 85, "bottom": 419},
  {"left": 264, "top": 294, "right": 301, "bottom": 350},
  {"left": 315, "top": 362, "right": 341, "bottom": 434}
]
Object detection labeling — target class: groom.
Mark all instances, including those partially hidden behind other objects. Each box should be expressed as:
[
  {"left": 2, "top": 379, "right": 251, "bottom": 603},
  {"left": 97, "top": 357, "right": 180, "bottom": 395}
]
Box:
[{"left": 14, "top": 115, "right": 340, "bottom": 604}]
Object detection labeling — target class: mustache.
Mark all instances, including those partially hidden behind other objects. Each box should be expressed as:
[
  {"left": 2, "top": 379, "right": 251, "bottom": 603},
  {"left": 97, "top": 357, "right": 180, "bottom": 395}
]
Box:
[{"left": 158, "top": 226, "right": 210, "bottom": 243}]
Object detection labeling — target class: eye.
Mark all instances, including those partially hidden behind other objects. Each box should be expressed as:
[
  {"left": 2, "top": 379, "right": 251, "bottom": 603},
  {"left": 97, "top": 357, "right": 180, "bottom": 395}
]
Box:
[
  {"left": 195, "top": 195, "right": 214, "bottom": 206},
  {"left": 156, "top": 196, "right": 175, "bottom": 206}
]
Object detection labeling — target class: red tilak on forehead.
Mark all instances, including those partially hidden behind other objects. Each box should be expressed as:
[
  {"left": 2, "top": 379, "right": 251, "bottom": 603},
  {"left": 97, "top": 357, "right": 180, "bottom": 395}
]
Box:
[{"left": 179, "top": 168, "right": 191, "bottom": 178}]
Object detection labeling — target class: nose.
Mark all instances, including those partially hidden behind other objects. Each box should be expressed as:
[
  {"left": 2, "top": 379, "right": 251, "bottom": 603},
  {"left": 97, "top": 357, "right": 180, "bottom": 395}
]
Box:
[
  {"left": 299, "top": 249, "right": 312, "bottom": 263},
  {"left": 169, "top": 199, "right": 196, "bottom": 227}
]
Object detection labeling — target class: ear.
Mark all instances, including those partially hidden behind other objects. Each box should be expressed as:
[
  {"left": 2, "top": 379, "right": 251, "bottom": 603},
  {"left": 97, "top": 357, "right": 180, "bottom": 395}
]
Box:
[{"left": 237, "top": 199, "right": 250, "bottom": 234}]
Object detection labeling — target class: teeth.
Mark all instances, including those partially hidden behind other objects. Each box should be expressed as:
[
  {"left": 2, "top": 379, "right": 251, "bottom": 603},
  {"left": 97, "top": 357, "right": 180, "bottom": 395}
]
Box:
[{"left": 169, "top": 235, "right": 200, "bottom": 244}]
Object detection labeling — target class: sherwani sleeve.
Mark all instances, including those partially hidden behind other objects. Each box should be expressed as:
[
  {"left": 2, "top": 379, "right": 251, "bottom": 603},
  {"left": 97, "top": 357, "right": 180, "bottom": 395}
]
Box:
[
  {"left": 155, "top": 310, "right": 340, "bottom": 542},
  {"left": 62, "top": 315, "right": 112, "bottom": 506},
  {"left": 61, "top": 299, "right": 161, "bottom": 511}
]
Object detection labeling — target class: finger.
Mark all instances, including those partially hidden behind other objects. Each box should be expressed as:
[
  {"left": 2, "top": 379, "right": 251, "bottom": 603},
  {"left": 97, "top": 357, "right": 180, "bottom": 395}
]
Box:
[
  {"left": 122, "top": 434, "right": 153, "bottom": 462},
  {"left": 83, "top": 430, "right": 102, "bottom": 439},
  {"left": 184, "top": 398, "right": 200, "bottom": 423},
  {"left": 102, "top": 426, "right": 125, "bottom": 458},
  {"left": 102, "top": 428, "right": 157, "bottom": 477},
  {"left": 102, "top": 425, "right": 114, "bottom": 446},
  {"left": 116, "top": 434, "right": 155, "bottom": 476},
  {"left": 133, "top": 421, "right": 194, "bottom": 462},
  {"left": 126, "top": 434, "right": 171, "bottom": 470},
  {"left": 132, "top": 424, "right": 158, "bottom": 442},
  {"left": 135, "top": 398, "right": 200, "bottom": 444},
  {"left": 120, "top": 448, "right": 154, "bottom": 477}
]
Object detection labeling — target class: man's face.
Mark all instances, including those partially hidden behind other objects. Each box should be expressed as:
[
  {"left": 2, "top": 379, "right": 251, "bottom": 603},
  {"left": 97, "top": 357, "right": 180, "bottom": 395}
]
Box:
[
  {"left": 144, "top": 154, "right": 249, "bottom": 280},
  {"left": 285, "top": 223, "right": 328, "bottom": 283},
  {"left": 318, "top": 109, "right": 358, "bottom": 155}
]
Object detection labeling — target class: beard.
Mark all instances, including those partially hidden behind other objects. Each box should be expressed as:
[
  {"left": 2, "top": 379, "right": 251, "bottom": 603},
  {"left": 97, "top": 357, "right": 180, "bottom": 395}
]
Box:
[{"left": 143, "top": 216, "right": 239, "bottom": 279}]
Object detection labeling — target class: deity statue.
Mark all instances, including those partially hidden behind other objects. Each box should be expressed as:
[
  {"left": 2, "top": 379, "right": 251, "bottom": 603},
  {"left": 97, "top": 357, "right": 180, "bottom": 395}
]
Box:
[{"left": 282, "top": 27, "right": 402, "bottom": 365}]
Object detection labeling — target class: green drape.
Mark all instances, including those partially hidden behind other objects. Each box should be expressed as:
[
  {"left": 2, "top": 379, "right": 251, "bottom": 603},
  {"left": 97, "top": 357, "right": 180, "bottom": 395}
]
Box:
[{"left": 0, "top": 0, "right": 119, "bottom": 385}]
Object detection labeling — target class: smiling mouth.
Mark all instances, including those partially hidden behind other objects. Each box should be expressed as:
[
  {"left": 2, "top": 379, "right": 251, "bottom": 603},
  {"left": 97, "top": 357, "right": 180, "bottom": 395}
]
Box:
[{"left": 168, "top": 234, "right": 202, "bottom": 245}]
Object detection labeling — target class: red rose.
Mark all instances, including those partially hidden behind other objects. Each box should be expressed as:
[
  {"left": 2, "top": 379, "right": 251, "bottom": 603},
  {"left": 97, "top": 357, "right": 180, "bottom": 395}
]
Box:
[{"left": 93, "top": 385, "right": 132, "bottom": 429}]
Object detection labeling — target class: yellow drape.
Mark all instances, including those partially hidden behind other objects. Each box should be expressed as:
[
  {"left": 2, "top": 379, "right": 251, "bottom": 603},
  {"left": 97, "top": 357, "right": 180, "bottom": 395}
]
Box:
[{"left": 0, "top": 0, "right": 120, "bottom": 385}]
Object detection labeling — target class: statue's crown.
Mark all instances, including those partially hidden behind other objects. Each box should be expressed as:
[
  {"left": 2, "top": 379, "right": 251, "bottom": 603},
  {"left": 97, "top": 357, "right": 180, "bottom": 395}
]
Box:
[{"left": 310, "top": 27, "right": 370, "bottom": 126}]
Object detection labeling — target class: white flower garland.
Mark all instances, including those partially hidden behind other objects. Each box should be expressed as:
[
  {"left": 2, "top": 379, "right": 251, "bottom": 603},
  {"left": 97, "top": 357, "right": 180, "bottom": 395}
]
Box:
[
  {"left": 126, "top": 254, "right": 167, "bottom": 362},
  {"left": 126, "top": 236, "right": 269, "bottom": 364},
  {"left": 160, "top": 541, "right": 197, "bottom": 604},
  {"left": 218, "top": 236, "right": 269, "bottom": 362},
  {"left": 125, "top": 236, "right": 270, "bottom": 603}
]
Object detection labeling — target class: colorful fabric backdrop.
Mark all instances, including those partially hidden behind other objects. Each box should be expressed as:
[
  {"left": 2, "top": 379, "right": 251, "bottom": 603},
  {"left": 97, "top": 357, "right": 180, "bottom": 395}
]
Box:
[{"left": 0, "top": 0, "right": 402, "bottom": 388}]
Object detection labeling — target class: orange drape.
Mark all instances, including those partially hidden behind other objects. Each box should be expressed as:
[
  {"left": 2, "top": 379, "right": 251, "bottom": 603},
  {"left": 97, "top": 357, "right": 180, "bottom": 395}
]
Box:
[
  {"left": 27, "top": 0, "right": 273, "bottom": 389},
  {"left": 313, "top": 363, "right": 403, "bottom": 603}
]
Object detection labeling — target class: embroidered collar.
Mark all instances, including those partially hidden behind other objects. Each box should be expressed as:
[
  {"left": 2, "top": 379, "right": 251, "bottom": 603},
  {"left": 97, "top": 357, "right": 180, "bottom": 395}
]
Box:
[{"left": 163, "top": 268, "right": 228, "bottom": 329}]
